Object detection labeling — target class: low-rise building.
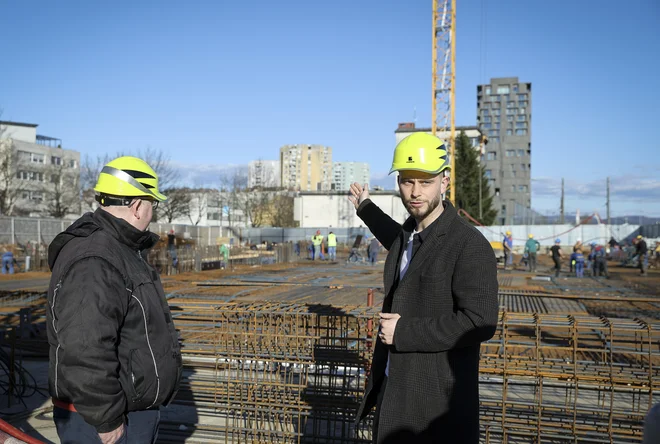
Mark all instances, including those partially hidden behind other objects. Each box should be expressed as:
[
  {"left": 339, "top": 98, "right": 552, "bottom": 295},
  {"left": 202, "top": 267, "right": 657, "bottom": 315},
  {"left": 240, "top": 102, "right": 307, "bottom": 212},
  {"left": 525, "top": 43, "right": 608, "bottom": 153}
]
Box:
[{"left": 0, "top": 121, "right": 81, "bottom": 218}]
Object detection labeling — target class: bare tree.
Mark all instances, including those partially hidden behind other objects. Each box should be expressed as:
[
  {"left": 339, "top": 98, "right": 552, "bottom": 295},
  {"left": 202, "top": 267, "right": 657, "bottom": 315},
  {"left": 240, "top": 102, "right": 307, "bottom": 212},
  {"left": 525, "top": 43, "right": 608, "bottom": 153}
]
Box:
[
  {"left": 158, "top": 187, "right": 190, "bottom": 222},
  {"left": 271, "top": 193, "right": 295, "bottom": 227},
  {"left": 219, "top": 167, "right": 250, "bottom": 227},
  {"left": 185, "top": 189, "right": 208, "bottom": 226},
  {"left": 45, "top": 157, "right": 80, "bottom": 218},
  {"left": 0, "top": 114, "right": 27, "bottom": 216}
]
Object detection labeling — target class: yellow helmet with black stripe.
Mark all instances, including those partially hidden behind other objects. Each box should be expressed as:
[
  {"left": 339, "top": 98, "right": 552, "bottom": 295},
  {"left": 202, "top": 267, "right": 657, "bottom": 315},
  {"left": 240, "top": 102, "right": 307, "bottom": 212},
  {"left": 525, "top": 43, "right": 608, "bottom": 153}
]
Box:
[
  {"left": 389, "top": 132, "right": 450, "bottom": 175},
  {"left": 94, "top": 156, "right": 167, "bottom": 204}
]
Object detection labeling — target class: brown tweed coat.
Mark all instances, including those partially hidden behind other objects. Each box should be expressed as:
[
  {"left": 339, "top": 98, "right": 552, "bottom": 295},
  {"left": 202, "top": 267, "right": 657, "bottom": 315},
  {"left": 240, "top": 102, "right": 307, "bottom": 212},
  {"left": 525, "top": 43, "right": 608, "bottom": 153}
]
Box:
[{"left": 354, "top": 199, "right": 499, "bottom": 444}]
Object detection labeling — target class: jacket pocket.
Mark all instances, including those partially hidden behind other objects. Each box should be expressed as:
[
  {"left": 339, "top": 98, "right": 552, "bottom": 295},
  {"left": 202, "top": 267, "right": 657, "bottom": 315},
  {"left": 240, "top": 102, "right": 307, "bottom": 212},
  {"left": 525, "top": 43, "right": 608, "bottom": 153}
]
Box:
[{"left": 128, "top": 349, "right": 144, "bottom": 402}]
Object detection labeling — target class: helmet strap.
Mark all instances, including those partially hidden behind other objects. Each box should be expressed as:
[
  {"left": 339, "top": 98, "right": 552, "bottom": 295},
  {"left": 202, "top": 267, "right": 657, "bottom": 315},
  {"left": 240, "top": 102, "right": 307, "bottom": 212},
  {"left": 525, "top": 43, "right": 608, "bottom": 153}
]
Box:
[{"left": 95, "top": 194, "right": 136, "bottom": 207}]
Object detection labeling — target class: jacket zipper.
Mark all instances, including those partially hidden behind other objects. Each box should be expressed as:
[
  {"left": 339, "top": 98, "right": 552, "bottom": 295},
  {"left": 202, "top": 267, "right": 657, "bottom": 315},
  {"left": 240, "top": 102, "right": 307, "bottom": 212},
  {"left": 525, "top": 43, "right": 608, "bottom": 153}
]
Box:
[{"left": 131, "top": 293, "right": 160, "bottom": 408}]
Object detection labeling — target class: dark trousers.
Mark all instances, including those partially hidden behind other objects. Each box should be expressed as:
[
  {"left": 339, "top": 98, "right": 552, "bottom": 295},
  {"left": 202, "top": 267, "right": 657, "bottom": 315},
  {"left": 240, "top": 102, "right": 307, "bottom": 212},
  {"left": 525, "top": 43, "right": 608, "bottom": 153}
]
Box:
[
  {"left": 372, "top": 376, "right": 388, "bottom": 444},
  {"left": 528, "top": 253, "right": 537, "bottom": 272},
  {"left": 553, "top": 258, "right": 561, "bottom": 277},
  {"left": 54, "top": 407, "right": 160, "bottom": 444}
]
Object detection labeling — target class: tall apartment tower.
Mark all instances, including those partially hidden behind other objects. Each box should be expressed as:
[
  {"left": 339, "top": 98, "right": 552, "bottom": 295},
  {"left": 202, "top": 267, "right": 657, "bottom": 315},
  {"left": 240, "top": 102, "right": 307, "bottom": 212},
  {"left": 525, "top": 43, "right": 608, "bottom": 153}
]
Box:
[
  {"left": 280, "top": 144, "right": 333, "bottom": 191},
  {"left": 477, "top": 77, "right": 532, "bottom": 225}
]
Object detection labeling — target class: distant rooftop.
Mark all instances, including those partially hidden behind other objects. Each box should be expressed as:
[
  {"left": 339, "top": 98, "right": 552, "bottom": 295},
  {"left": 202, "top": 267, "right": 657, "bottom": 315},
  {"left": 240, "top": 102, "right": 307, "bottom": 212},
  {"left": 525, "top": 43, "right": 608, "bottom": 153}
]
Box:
[
  {"left": 395, "top": 122, "right": 481, "bottom": 133},
  {"left": 0, "top": 120, "right": 38, "bottom": 128}
]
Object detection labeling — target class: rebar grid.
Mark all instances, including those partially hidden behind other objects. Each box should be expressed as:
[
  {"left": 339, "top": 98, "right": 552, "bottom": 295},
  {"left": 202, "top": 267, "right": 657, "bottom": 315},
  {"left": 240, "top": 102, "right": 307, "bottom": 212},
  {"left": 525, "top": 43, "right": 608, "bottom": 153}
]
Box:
[{"left": 161, "top": 301, "right": 660, "bottom": 443}]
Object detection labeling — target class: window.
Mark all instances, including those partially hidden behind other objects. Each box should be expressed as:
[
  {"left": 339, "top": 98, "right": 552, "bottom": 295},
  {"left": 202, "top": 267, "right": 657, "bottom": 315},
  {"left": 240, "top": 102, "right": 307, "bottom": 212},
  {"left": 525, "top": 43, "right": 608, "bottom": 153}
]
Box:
[
  {"left": 516, "top": 122, "right": 527, "bottom": 128},
  {"left": 482, "top": 123, "right": 492, "bottom": 129},
  {"left": 68, "top": 159, "right": 77, "bottom": 168},
  {"left": 518, "top": 101, "right": 528, "bottom": 107},
  {"left": 507, "top": 116, "right": 514, "bottom": 122},
  {"left": 506, "top": 129, "right": 513, "bottom": 135},
  {"left": 485, "top": 86, "right": 491, "bottom": 95},
  {"left": 515, "top": 129, "right": 527, "bottom": 136},
  {"left": 517, "top": 115, "right": 526, "bottom": 121},
  {"left": 501, "top": 204, "right": 506, "bottom": 215},
  {"left": 517, "top": 94, "right": 528, "bottom": 100},
  {"left": 497, "top": 86, "right": 510, "bottom": 94},
  {"left": 519, "top": 185, "right": 528, "bottom": 193},
  {"left": 511, "top": 185, "right": 516, "bottom": 193},
  {"left": 495, "top": 123, "right": 500, "bottom": 129},
  {"left": 489, "top": 130, "right": 498, "bottom": 136},
  {"left": 51, "top": 156, "right": 62, "bottom": 165},
  {"left": 492, "top": 109, "right": 500, "bottom": 116},
  {"left": 512, "top": 170, "right": 516, "bottom": 177},
  {"left": 521, "top": 163, "right": 527, "bottom": 171},
  {"left": 16, "top": 171, "right": 44, "bottom": 181},
  {"left": 506, "top": 109, "right": 516, "bottom": 115},
  {"left": 486, "top": 152, "right": 496, "bottom": 161},
  {"left": 506, "top": 150, "right": 515, "bottom": 157},
  {"left": 518, "top": 108, "right": 526, "bottom": 115},
  {"left": 494, "top": 117, "right": 500, "bottom": 123},
  {"left": 492, "top": 102, "right": 501, "bottom": 108},
  {"left": 31, "top": 192, "right": 43, "bottom": 202},
  {"left": 483, "top": 116, "right": 492, "bottom": 123},
  {"left": 518, "top": 149, "right": 525, "bottom": 156},
  {"left": 482, "top": 109, "right": 489, "bottom": 116},
  {"left": 506, "top": 101, "right": 515, "bottom": 108},
  {"left": 513, "top": 84, "right": 519, "bottom": 92},
  {"left": 491, "top": 95, "right": 499, "bottom": 101},
  {"left": 51, "top": 174, "right": 59, "bottom": 184}
]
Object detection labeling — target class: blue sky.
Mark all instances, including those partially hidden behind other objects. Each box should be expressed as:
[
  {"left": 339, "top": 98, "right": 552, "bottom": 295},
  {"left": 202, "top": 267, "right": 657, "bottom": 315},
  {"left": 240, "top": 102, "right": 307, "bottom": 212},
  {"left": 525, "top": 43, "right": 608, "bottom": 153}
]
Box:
[{"left": 1, "top": 0, "right": 659, "bottom": 216}]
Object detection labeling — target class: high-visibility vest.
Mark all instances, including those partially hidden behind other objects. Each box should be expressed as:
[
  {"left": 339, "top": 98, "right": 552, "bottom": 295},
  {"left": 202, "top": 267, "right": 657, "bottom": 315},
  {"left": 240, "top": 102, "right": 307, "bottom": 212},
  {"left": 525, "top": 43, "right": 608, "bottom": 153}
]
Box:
[
  {"left": 312, "top": 235, "right": 323, "bottom": 246},
  {"left": 327, "top": 234, "right": 337, "bottom": 247}
]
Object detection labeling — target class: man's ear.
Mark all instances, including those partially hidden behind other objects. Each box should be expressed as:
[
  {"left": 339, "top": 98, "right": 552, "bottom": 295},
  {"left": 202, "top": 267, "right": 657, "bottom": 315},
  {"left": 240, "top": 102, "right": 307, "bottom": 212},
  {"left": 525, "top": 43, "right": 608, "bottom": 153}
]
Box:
[{"left": 132, "top": 199, "right": 142, "bottom": 219}]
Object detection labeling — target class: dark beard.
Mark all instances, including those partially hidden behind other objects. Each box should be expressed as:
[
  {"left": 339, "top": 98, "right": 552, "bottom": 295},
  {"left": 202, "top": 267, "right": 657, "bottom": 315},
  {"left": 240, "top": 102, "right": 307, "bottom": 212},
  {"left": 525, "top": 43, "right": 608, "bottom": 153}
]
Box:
[{"left": 401, "top": 194, "right": 441, "bottom": 220}]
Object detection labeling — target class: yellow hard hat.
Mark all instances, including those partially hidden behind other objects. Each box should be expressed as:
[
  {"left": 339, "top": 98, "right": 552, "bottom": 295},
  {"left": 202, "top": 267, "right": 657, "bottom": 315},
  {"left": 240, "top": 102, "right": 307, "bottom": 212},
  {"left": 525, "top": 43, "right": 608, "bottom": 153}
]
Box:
[
  {"left": 528, "top": 234, "right": 534, "bottom": 238},
  {"left": 636, "top": 235, "right": 643, "bottom": 239},
  {"left": 94, "top": 156, "right": 167, "bottom": 203},
  {"left": 389, "top": 133, "right": 449, "bottom": 175},
  {"left": 506, "top": 231, "right": 512, "bottom": 235}
]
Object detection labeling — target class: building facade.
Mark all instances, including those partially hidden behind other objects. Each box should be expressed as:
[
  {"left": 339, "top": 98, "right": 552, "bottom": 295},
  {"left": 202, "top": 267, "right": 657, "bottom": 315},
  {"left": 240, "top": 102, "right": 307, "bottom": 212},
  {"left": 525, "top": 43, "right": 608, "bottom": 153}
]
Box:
[
  {"left": 477, "top": 77, "right": 532, "bottom": 225},
  {"left": 332, "top": 162, "right": 370, "bottom": 192},
  {"left": 293, "top": 190, "right": 407, "bottom": 228},
  {"left": 248, "top": 160, "right": 281, "bottom": 189},
  {"left": 280, "top": 144, "right": 332, "bottom": 191},
  {"left": 0, "top": 121, "right": 81, "bottom": 218}
]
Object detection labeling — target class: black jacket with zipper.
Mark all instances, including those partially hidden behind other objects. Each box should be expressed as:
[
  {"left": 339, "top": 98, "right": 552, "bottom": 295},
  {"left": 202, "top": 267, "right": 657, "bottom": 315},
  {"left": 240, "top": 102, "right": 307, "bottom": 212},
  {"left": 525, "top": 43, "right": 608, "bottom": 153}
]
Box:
[{"left": 46, "top": 208, "right": 182, "bottom": 433}]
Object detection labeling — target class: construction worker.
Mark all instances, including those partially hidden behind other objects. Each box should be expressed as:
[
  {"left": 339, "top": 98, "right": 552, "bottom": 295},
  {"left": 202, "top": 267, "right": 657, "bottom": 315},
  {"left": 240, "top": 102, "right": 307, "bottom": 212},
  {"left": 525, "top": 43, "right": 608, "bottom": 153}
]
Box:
[
  {"left": 368, "top": 237, "right": 380, "bottom": 265},
  {"left": 634, "top": 235, "right": 648, "bottom": 276},
  {"left": 591, "top": 243, "right": 609, "bottom": 278},
  {"left": 46, "top": 156, "right": 182, "bottom": 444},
  {"left": 327, "top": 231, "right": 337, "bottom": 261},
  {"left": 2, "top": 248, "right": 14, "bottom": 274},
  {"left": 348, "top": 132, "right": 498, "bottom": 444},
  {"left": 503, "top": 231, "right": 513, "bottom": 269},
  {"left": 550, "top": 238, "right": 563, "bottom": 277},
  {"left": 524, "top": 234, "right": 540, "bottom": 273},
  {"left": 643, "top": 402, "right": 660, "bottom": 444},
  {"left": 311, "top": 230, "right": 324, "bottom": 260},
  {"left": 219, "top": 243, "right": 230, "bottom": 269}
]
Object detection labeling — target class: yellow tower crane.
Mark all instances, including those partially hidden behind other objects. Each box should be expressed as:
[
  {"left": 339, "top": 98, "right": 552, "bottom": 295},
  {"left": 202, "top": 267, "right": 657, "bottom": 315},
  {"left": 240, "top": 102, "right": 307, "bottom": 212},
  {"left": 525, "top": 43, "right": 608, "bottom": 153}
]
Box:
[{"left": 432, "top": 0, "right": 456, "bottom": 204}]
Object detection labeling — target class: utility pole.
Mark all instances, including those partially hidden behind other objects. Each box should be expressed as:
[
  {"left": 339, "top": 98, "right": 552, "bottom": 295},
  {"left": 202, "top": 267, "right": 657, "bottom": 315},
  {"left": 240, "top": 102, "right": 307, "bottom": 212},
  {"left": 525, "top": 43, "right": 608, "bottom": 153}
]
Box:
[
  {"left": 560, "top": 178, "right": 565, "bottom": 224},
  {"left": 606, "top": 177, "right": 610, "bottom": 224}
]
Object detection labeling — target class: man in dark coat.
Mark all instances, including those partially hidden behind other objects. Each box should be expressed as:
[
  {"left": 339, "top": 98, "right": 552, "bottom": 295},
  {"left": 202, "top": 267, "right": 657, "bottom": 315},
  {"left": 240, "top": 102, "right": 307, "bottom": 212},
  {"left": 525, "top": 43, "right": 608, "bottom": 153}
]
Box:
[{"left": 349, "top": 132, "right": 499, "bottom": 444}]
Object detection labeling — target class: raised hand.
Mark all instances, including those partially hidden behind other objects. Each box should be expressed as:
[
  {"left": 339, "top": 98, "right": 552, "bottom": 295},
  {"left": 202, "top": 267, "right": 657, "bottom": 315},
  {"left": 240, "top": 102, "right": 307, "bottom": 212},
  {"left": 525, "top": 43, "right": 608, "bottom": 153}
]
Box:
[{"left": 348, "top": 182, "right": 370, "bottom": 210}]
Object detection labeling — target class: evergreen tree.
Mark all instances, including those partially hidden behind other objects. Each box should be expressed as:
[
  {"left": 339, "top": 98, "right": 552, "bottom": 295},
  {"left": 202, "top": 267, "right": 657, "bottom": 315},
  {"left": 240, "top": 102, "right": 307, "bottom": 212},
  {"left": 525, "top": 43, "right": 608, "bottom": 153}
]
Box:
[{"left": 447, "top": 131, "right": 497, "bottom": 225}]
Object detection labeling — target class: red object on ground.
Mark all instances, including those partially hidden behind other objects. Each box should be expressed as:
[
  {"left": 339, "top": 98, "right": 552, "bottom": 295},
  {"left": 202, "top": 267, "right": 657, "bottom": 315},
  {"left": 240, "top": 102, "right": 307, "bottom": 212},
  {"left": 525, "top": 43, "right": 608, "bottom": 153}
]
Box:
[{"left": 0, "top": 419, "right": 44, "bottom": 444}]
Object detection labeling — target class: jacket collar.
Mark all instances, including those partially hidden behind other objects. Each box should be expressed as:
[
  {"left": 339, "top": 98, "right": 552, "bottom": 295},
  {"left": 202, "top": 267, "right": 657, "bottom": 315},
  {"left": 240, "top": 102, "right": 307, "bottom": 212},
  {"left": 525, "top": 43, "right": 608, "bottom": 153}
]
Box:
[{"left": 92, "top": 208, "right": 159, "bottom": 251}]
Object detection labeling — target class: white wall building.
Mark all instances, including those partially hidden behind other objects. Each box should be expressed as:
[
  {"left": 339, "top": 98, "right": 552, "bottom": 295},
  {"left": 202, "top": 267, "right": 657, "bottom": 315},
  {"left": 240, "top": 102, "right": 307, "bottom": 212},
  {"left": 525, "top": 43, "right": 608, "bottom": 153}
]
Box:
[
  {"left": 168, "top": 188, "right": 251, "bottom": 228},
  {"left": 248, "top": 160, "right": 281, "bottom": 189},
  {"left": 332, "top": 162, "right": 370, "bottom": 192},
  {"left": 0, "top": 121, "right": 81, "bottom": 217},
  {"left": 293, "top": 191, "right": 407, "bottom": 228}
]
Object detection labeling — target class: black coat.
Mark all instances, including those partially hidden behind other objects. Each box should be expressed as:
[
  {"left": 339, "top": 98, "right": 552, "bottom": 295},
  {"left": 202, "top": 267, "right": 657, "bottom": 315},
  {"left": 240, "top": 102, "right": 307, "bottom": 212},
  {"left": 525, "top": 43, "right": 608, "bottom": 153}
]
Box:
[
  {"left": 47, "top": 209, "right": 182, "bottom": 433},
  {"left": 354, "top": 199, "right": 499, "bottom": 444}
]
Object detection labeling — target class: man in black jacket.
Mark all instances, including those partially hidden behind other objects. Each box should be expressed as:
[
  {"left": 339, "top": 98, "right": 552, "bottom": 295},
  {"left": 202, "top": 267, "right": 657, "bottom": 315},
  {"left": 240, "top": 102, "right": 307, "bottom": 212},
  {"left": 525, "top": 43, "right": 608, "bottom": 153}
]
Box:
[
  {"left": 47, "top": 156, "right": 182, "bottom": 444},
  {"left": 349, "top": 133, "right": 498, "bottom": 444}
]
